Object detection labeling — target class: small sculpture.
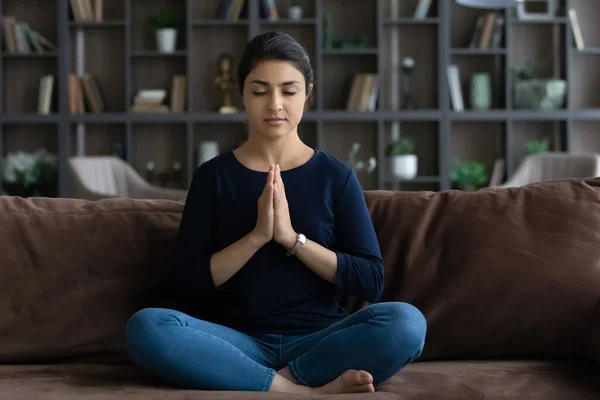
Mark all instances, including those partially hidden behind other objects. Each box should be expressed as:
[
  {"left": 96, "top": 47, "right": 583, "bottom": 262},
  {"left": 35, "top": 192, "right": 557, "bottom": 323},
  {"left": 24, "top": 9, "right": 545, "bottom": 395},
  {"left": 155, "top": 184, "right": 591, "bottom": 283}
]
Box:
[
  {"left": 401, "top": 57, "right": 416, "bottom": 109},
  {"left": 214, "top": 53, "right": 239, "bottom": 114}
]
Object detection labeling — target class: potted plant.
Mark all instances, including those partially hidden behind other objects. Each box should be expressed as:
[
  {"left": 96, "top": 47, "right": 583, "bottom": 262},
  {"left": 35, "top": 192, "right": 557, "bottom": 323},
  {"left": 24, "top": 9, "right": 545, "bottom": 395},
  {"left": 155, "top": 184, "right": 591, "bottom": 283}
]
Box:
[
  {"left": 288, "top": 0, "right": 303, "bottom": 20},
  {"left": 512, "top": 60, "right": 566, "bottom": 109},
  {"left": 450, "top": 159, "right": 489, "bottom": 191},
  {"left": 1, "top": 149, "right": 58, "bottom": 197},
  {"left": 385, "top": 137, "right": 417, "bottom": 180},
  {"left": 348, "top": 142, "right": 377, "bottom": 173},
  {"left": 525, "top": 138, "right": 549, "bottom": 154},
  {"left": 148, "top": 7, "right": 179, "bottom": 54}
]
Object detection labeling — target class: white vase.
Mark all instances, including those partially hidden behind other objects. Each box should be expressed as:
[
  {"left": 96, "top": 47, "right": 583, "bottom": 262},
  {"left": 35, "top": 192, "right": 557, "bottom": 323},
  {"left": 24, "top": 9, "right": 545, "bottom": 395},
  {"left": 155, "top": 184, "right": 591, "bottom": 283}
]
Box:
[
  {"left": 390, "top": 155, "right": 417, "bottom": 180},
  {"left": 156, "top": 28, "right": 177, "bottom": 53},
  {"left": 288, "top": 6, "right": 303, "bottom": 20}
]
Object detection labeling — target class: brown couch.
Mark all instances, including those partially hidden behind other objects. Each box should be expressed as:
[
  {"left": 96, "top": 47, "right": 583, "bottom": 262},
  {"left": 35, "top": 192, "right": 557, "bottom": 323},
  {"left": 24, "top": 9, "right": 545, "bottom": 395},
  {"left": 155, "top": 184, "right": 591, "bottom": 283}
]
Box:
[{"left": 1, "top": 177, "right": 599, "bottom": 399}]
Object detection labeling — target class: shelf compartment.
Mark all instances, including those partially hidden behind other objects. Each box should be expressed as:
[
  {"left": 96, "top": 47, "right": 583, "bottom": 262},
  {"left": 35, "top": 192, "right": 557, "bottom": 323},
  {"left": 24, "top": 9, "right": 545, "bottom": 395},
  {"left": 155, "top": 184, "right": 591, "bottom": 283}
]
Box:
[
  {"left": 191, "top": 26, "right": 247, "bottom": 112},
  {"left": 451, "top": 2, "right": 506, "bottom": 49},
  {"left": 2, "top": 123, "right": 59, "bottom": 197},
  {"left": 570, "top": 54, "right": 600, "bottom": 109},
  {"left": 4, "top": 0, "right": 58, "bottom": 49},
  {"left": 323, "top": 121, "right": 378, "bottom": 190},
  {"left": 131, "top": 0, "right": 187, "bottom": 52},
  {"left": 383, "top": 121, "right": 440, "bottom": 180},
  {"left": 381, "top": 23, "right": 439, "bottom": 110},
  {"left": 511, "top": 121, "right": 566, "bottom": 171},
  {"left": 448, "top": 54, "right": 507, "bottom": 110},
  {"left": 568, "top": 1, "right": 600, "bottom": 48},
  {"left": 131, "top": 123, "right": 188, "bottom": 189},
  {"left": 451, "top": 121, "right": 506, "bottom": 190},
  {"left": 131, "top": 57, "right": 186, "bottom": 112},
  {"left": 3, "top": 57, "right": 58, "bottom": 114},
  {"left": 69, "top": 123, "right": 127, "bottom": 158},
  {"left": 70, "top": 28, "right": 125, "bottom": 112},
  {"left": 321, "top": 54, "right": 377, "bottom": 111},
  {"left": 323, "top": 0, "right": 377, "bottom": 51},
  {"left": 570, "top": 121, "right": 600, "bottom": 154},
  {"left": 193, "top": 123, "right": 248, "bottom": 168}
]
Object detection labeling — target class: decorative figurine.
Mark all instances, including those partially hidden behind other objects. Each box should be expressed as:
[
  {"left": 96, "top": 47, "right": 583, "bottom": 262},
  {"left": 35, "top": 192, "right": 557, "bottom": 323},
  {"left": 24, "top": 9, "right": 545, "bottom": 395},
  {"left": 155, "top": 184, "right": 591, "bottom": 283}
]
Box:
[
  {"left": 401, "top": 57, "right": 416, "bottom": 109},
  {"left": 145, "top": 161, "right": 155, "bottom": 184},
  {"left": 214, "top": 53, "right": 239, "bottom": 114}
]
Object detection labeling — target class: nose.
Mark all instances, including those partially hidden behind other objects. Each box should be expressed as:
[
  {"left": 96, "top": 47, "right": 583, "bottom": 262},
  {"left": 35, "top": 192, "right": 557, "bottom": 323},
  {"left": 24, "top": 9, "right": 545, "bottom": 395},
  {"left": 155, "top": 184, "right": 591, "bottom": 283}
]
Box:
[{"left": 267, "top": 91, "right": 283, "bottom": 112}]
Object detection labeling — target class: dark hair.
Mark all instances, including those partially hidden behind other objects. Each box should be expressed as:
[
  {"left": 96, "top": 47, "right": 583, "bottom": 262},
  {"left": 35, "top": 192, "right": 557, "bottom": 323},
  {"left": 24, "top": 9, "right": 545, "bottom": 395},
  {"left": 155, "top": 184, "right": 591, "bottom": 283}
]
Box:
[{"left": 237, "top": 31, "right": 314, "bottom": 103}]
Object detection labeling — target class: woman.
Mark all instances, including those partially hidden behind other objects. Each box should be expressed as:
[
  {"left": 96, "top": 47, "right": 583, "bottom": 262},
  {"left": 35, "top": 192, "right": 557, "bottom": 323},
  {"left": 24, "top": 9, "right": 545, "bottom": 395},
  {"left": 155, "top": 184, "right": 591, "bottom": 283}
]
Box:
[{"left": 125, "top": 31, "right": 426, "bottom": 394}]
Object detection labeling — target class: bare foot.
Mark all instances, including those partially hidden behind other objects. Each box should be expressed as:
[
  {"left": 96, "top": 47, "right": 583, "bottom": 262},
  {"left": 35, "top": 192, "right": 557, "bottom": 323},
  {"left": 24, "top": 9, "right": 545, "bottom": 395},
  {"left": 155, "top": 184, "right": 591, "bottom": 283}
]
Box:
[{"left": 316, "top": 370, "right": 375, "bottom": 394}]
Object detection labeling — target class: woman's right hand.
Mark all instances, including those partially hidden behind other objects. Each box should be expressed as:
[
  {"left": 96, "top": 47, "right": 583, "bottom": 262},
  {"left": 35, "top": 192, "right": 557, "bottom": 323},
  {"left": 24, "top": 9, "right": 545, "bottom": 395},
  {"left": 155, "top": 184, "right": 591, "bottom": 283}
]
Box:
[{"left": 252, "top": 164, "right": 275, "bottom": 246}]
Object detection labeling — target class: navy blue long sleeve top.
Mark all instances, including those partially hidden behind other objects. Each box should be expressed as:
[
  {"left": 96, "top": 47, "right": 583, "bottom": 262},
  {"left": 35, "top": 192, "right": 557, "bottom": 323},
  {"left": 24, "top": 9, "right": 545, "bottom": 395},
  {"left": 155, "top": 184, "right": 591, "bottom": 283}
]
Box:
[{"left": 172, "top": 148, "right": 384, "bottom": 335}]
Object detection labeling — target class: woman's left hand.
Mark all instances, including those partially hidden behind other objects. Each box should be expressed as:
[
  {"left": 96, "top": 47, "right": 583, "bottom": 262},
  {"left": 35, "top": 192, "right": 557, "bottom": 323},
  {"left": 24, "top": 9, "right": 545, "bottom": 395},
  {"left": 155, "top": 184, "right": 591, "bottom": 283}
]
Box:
[{"left": 273, "top": 165, "right": 297, "bottom": 251}]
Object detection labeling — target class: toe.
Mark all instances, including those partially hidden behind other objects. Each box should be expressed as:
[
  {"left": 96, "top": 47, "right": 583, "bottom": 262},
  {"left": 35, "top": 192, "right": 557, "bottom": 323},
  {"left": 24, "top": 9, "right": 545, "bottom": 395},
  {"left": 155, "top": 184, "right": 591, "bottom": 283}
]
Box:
[
  {"left": 358, "top": 370, "right": 373, "bottom": 384},
  {"left": 358, "top": 383, "right": 375, "bottom": 392}
]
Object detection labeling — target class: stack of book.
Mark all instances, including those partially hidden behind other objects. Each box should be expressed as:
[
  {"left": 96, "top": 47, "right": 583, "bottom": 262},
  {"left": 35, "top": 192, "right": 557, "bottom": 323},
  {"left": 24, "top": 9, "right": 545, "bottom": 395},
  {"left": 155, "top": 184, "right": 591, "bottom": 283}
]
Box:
[
  {"left": 2, "top": 16, "right": 56, "bottom": 54},
  {"left": 68, "top": 73, "right": 105, "bottom": 114},
  {"left": 346, "top": 73, "right": 379, "bottom": 112},
  {"left": 132, "top": 90, "right": 169, "bottom": 113},
  {"left": 69, "top": 0, "right": 103, "bottom": 22}
]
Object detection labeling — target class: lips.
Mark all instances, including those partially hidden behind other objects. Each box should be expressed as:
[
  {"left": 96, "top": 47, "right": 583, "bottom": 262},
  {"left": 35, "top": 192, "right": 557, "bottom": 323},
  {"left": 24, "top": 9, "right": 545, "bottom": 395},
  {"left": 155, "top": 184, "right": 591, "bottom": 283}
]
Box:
[{"left": 264, "top": 117, "right": 286, "bottom": 126}]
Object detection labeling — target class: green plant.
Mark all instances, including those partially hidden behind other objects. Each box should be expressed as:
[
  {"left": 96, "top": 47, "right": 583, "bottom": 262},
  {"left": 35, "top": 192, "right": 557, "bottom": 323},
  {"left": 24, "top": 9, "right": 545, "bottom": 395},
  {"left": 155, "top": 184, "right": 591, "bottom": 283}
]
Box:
[
  {"left": 385, "top": 137, "right": 415, "bottom": 157},
  {"left": 450, "top": 159, "right": 489, "bottom": 191},
  {"left": 348, "top": 142, "right": 377, "bottom": 173},
  {"left": 148, "top": 8, "right": 180, "bottom": 30},
  {"left": 291, "top": 0, "right": 302, "bottom": 6},
  {"left": 525, "top": 138, "right": 549, "bottom": 154},
  {"left": 512, "top": 59, "right": 549, "bottom": 81}
]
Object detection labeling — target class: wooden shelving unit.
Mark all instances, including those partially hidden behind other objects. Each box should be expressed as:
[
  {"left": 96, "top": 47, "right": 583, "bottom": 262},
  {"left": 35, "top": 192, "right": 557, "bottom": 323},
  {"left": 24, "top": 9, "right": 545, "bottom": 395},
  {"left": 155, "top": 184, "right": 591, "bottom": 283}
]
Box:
[{"left": 1, "top": 0, "right": 600, "bottom": 197}]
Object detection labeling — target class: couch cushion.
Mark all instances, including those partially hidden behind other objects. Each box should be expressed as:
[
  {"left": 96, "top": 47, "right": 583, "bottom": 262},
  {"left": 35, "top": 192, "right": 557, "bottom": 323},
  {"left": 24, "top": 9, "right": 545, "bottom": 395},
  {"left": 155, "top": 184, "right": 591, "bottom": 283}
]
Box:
[
  {"left": 361, "top": 178, "right": 600, "bottom": 363},
  {"left": 0, "top": 197, "right": 185, "bottom": 364},
  {"left": 0, "top": 361, "right": 597, "bottom": 399}
]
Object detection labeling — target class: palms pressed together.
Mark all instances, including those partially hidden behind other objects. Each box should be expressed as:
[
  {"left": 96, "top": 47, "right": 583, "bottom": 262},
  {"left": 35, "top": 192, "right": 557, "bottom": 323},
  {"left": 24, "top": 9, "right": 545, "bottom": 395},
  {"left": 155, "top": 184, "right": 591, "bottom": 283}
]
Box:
[{"left": 254, "top": 164, "right": 297, "bottom": 250}]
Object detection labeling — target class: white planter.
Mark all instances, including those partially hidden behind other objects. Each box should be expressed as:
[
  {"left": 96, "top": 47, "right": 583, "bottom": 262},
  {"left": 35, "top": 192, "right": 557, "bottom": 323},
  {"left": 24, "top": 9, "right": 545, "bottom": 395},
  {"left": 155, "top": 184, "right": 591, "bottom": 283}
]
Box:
[
  {"left": 390, "top": 154, "right": 417, "bottom": 180},
  {"left": 288, "top": 6, "right": 303, "bottom": 20},
  {"left": 156, "top": 28, "right": 177, "bottom": 53}
]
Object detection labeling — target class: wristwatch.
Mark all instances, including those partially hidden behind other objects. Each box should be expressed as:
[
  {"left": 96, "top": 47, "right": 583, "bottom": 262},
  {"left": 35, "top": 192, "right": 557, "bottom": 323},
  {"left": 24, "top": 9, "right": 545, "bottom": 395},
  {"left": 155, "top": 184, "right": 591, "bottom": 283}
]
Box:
[{"left": 286, "top": 233, "right": 307, "bottom": 256}]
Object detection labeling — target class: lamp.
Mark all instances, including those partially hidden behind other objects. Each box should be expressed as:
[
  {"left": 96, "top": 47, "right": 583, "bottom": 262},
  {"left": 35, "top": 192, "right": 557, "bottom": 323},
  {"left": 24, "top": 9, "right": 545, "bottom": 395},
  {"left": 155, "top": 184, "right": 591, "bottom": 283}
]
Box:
[{"left": 456, "top": 0, "right": 522, "bottom": 8}]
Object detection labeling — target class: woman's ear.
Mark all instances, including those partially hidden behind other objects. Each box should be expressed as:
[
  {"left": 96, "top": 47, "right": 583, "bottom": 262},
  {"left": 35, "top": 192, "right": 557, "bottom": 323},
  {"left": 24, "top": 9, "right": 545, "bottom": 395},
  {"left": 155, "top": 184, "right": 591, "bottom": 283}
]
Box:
[
  {"left": 306, "top": 83, "right": 313, "bottom": 100},
  {"left": 304, "top": 83, "right": 314, "bottom": 110}
]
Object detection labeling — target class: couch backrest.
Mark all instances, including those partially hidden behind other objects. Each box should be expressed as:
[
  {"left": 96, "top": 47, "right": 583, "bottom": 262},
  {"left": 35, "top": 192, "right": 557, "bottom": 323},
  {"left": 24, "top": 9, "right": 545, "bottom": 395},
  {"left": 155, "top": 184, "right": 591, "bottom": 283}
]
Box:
[
  {"left": 0, "top": 197, "right": 182, "bottom": 364},
  {"left": 358, "top": 177, "right": 600, "bottom": 363},
  {"left": 1, "top": 178, "right": 599, "bottom": 365}
]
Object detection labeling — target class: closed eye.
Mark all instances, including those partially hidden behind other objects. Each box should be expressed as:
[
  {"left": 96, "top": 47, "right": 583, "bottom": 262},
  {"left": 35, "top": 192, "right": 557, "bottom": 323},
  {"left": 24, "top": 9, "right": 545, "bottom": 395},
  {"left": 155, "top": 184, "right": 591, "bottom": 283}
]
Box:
[{"left": 253, "top": 91, "right": 297, "bottom": 97}]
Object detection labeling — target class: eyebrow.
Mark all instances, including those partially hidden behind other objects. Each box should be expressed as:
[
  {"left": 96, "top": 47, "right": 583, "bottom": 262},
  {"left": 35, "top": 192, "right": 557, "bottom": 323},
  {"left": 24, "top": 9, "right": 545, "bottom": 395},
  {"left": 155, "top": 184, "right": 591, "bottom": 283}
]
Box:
[{"left": 250, "top": 80, "right": 300, "bottom": 87}]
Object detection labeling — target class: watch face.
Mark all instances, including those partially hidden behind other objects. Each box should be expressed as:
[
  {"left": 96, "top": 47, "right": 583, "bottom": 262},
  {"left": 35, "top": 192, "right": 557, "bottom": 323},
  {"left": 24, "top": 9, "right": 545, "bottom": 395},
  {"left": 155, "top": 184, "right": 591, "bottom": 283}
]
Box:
[{"left": 298, "top": 233, "right": 307, "bottom": 244}]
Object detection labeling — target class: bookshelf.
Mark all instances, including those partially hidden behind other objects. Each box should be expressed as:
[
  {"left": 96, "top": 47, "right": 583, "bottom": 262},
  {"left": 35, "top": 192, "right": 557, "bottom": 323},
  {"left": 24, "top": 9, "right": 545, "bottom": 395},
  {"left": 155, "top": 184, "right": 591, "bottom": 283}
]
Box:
[{"left": 1, "top": 0, "right": 600, "bottom": 197}]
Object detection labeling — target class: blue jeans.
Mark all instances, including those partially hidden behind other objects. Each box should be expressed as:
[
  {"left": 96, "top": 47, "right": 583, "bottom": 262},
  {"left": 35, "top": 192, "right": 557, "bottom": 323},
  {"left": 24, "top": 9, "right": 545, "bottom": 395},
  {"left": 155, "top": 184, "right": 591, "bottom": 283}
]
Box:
[{"left": 125, "top": 302, "right": 426, "bottom": 391}]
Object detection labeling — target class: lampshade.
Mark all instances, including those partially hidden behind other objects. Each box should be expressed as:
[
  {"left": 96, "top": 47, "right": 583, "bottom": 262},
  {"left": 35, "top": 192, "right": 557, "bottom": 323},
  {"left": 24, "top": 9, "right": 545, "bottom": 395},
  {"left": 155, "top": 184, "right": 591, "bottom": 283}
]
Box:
[{"left": 456, "top": 0, "right": 523, "bottom": 8}]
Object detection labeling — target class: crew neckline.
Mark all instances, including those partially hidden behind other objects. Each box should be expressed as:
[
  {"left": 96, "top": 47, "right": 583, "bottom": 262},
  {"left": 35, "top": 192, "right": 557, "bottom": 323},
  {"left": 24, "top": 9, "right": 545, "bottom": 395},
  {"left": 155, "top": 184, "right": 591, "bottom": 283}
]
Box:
[{"left": 229, "top": 147, "right": 320, "bottom": 175}]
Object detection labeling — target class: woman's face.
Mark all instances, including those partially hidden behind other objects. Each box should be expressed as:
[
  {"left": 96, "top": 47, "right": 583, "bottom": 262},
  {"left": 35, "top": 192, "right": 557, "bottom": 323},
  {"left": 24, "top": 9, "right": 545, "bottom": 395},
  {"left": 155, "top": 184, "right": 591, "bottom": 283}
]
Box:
[{"left": 242, "top": 59, "right": 312, "bottom": 140}]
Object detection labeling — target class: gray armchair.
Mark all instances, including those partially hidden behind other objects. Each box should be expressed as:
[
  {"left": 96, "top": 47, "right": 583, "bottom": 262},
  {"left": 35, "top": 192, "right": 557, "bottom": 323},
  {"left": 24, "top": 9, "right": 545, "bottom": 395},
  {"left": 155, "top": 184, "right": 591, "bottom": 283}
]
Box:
[
  {"left": 495, "top": 152, "right": 600, "bottom": 188},
  {"left": 68, "top": 156, "right": 187, "bottom": 201}
]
